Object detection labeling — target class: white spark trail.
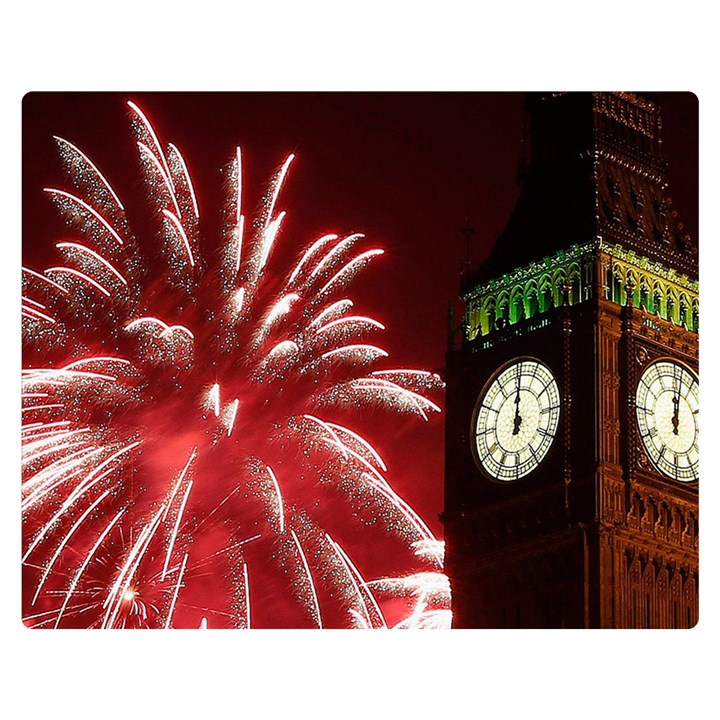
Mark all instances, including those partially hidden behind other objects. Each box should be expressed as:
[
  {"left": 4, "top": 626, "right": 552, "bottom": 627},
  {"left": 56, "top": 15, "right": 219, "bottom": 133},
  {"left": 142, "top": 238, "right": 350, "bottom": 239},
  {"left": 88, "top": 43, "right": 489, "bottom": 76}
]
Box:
[
  {"left": 243, "top": 563, "right": 251, "bottom": 629},
  {"left": 56, "top": 242, "right": 128, "bottom": 285},
  {"left": 265, "top": 154, "right": 294, "bottom": 229},
  {"left": 162, "top": 209, "right": 196, "bottom": 267},
  {"left": 22, "top": 306, "right": 56, "bottom": 324},
  {"left": 327, "top": 535, "right": 381, "bottom": 629},
  {"left": 226, "top": 398, "right": 239, "bottom": 436},
  {"left": 22, "top": 266, "right": 70, "bottom": 295},
  {"left": 319, "top": 249, "right": 384, "bottom": 295},
  {"left": 288, "top": 234, "right": 338, "bottom": 287},
  {"left": 30, "top": 489, "right": 112, "bottom": 605},
  {"left": 290, "top": 529, "right": 322, "bottom": 628},
  {"left": 23, "top": 442, "right": 140, "bottom": 562},
  {"left": 53, "top": 509, "right": 126, "bottom": 628},
  {"left": 46, "top": 266, "right": 111, "bottom": 298},
  {"left": 138, "top": 141, "right": 183, "bottom": 219},
  {"left": 308, "top": 299, "right": 354, "bottom": 330},
  {"left": 102, "top": 504, "right": 166, "bottom": 629},
  {"left": 127, "top": 101, "right": 173, "bottom": 183},
  {"left": 321, "top": 344, "right": 388, "bottom": 361},
  {"left": 54, "top": 136, "right": 125, "bottom": 211},
  {"left": 161, "top": 480, "right": 193, "bottom": 581},
  {"left": 164, "top": 552, "right": 189, "bottom": 629},
  {"left": 309, "top": 234, "right": 361, "bottom": 280},
  {"left": 168, "top": 142, "right": 199, "bottom": 219},
  {"left": 44, "top": 188, "right": 125, "bottom": 246},
  {"left": 326, "top": 422, "right": 387, "bottom": 472},
  {"left": 266, "top": 465, "right": 284, "bottom": 533}
]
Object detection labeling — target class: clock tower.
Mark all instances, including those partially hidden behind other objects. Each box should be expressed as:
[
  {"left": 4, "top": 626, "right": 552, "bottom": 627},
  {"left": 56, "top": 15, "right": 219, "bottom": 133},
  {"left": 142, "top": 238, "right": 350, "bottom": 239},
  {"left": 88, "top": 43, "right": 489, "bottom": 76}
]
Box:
[{"left": 443, "top": 92, "right": 698, "bottom": 628}]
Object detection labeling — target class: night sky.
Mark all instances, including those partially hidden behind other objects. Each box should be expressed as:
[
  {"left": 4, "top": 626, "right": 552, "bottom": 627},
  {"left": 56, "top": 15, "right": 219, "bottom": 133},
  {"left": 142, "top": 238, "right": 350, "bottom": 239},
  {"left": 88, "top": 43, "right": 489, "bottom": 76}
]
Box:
[{"left": 22, "top": 92, "right": 698, "bottom": 535}]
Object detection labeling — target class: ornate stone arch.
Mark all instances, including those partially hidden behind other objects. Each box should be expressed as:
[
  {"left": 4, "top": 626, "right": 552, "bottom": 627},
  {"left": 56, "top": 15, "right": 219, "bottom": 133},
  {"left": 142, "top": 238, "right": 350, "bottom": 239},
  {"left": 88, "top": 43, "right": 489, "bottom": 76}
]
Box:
[
  {"left": 641, "top": 561, "right": 656, "bottom": 628},
  {"left": 538, "top": 273, "right": 553, "bottom": 312},
  {"left": 551, "top": 268, "right": 566, "bottom": 307},
  {"left": 637, "top": 271, "right": 652, "bottom": 311},
  {"left": 651, "top": 279, "right": 665, "bottom": 316},
  {"left": 523, "top": 278, "right": 540, "bottom": 319},
  {"left": 495, "top": 289, "right": 510, "bottom": 324},
  {"left": 678, "top": 291, "right": 691, "bottom": 328},
  {"left": 691, "top": 296, "right": 699, "bottom": 331},
  {"left": 565, "top": 261, "right": 582, "bottom": 304},
  {"left": 626, "top": 268, "right": 640, "bottom": 305},
  {"left": 480, "top": 295, "right": 496, "bottom": 336},
  {"left": 610, "top": 260, "right": 626, "bottom": 304},
  {"left": 509, "top": 285, "right": 525, "bottom": 323}
]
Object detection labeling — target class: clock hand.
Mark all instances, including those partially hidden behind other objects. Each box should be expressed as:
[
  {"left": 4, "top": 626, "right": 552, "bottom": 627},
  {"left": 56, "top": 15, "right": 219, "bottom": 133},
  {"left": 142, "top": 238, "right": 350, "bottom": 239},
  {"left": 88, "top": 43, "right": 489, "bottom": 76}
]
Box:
[
  {"left": 670, "top": 366, "right": 682, "bottom": 435},
  {"left": 671, "top": 393, "right": 680, "bottom": 435},
  {"left": 512, "top": 376, "right": 522, "bottom": 435}
]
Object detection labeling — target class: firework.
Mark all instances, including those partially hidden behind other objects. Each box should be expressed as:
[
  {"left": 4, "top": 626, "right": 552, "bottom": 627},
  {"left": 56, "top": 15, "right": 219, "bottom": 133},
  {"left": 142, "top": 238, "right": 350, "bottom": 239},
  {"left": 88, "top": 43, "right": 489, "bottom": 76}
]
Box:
[{"left": 21, "top": 99, "right": 449, "bottom": 629}]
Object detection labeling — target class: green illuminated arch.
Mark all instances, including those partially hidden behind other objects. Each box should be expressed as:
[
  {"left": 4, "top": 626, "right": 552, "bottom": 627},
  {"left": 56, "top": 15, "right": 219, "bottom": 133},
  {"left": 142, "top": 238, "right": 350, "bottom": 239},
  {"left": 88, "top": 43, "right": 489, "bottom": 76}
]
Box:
[{"left": 462, "top": 240, "right": 698, "bottom": 340}]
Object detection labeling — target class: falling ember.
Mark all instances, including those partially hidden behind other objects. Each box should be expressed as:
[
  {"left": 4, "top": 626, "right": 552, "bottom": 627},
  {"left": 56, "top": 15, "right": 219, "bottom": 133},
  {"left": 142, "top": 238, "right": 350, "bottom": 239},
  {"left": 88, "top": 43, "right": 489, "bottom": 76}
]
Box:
[{"left": 21, "top": 99, "right": 449, "bottom": 629}]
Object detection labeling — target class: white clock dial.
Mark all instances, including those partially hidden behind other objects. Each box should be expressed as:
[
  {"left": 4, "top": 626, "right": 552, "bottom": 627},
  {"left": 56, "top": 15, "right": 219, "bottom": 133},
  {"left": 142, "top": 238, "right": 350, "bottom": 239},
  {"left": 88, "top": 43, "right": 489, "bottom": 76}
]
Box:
[
  {"left": 473, "top": 359, "right": 560, "bottom": 481},
  {"left": 636, "top": 360, "right": 699, "bottom": 482}
]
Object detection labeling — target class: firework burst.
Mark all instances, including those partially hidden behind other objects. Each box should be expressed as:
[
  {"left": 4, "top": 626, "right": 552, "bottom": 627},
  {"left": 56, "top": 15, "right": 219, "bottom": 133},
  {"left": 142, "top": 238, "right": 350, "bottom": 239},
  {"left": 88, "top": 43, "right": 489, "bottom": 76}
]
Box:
[{"left": 21, "top": 99, "right": 449, "bottom": 629}]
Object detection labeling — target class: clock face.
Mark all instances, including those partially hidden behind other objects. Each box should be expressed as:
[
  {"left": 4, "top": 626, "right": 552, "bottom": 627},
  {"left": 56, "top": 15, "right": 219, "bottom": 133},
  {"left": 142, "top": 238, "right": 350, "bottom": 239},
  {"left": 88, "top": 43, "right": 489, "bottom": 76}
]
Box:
[
  {"left": 473, "top": 359, "right": 560, "bottom": 481},
  {"left": 636, "top": 360, "right": 699, "bottom": 482}
]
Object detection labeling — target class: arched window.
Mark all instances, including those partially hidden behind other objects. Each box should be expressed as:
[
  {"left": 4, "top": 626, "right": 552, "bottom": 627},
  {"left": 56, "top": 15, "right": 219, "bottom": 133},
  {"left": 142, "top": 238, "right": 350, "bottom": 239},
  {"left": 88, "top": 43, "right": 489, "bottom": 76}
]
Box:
[
  {"left": 539, "top": 275, "right": 553, "bottom": 312},
  {"left": 481, "top": 297, "right": 496, "bottom": 336},
  {"left": 510, "top": 287, "right": 525, "bottom": 324},
  {"left": 466, "top": 306, "right": 481, "bottom": 340},
  {"left": 609, "top": 262, "right": 625, "bottom": 305},
  {"left": 524, "top": 280, "right": 539, "bottom": 319},
  {"left": 679, "top": 293, "right": 690, "bottom": 327},
  {"left": 626, "top": 270, "right": 639, "bottom": 306},
  {"left": 652, "top": 282, "right": 663, "bottom": 315},
  {"left": 691, "top": 299, "right": 699, "bottom": 331},
  {"left": 565, "top": 262, "right": 581, "bottom": 304},
  {"left": 495, "top": 290, "right": 509, "bottom": 326},
  {"left": 552, "top": 269, "right": 565, "bottom": 307}
]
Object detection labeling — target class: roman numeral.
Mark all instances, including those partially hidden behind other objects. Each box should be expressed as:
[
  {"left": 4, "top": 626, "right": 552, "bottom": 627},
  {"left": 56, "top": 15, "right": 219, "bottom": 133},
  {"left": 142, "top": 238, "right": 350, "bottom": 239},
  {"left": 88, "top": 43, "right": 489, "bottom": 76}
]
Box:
[{"left": 540, "top": 405, "right": 559, "bottom": 415}]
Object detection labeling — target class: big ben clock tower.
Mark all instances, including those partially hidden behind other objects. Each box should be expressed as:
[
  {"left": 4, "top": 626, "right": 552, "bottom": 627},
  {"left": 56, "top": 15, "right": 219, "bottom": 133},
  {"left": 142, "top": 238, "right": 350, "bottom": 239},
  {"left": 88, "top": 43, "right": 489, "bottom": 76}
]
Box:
[{"left": 443, "top": 92, "right": 698, "bottom": 628}]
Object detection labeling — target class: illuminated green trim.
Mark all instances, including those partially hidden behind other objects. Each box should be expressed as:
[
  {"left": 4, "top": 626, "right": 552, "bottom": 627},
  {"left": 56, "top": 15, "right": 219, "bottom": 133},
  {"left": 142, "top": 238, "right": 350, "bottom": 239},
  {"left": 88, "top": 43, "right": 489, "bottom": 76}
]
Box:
[{"left": 463, "top": 240, "right": 698, "bottom": 340}]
